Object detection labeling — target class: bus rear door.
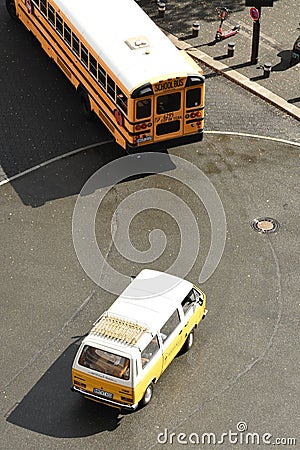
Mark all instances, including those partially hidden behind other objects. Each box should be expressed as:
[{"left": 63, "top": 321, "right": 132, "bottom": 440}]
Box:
[{"left": 153, "top": 78, "right": 185, "bottom": 142}]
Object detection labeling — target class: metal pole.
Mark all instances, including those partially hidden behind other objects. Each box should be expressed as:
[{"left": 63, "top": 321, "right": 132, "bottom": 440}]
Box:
[{"left": 250, "top": 6, "right": 261, "bottom": 64}]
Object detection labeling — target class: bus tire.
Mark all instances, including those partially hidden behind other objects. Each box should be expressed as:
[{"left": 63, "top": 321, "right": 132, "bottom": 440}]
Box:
[
  {"left": 6, "top": 0, "right": 18, "bottom": 20},
  {"left": 79, "top": 89, "right": 93, "bottom": 121},
  {"left": 140, "top": 382, "right": 154, "bottom": 407},
  {"left": 182, "top": 330, "right": 194, "bottom": 353}
]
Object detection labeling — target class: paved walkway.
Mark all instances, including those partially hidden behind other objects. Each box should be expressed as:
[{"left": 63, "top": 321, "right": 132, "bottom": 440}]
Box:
[{"left": 141, "top": 0, "right": 300, "bottom": 121}]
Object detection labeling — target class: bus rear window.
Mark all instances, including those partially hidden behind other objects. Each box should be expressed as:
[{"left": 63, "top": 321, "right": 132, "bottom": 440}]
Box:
[
  {"left": 157, "top": 93, "right": 180, "bottom": 114},
  {"left": 79, "top": 345, "right": 130, "bottom": 380},
  {"left": 186, "top": 88, "right": 201, "bottom": 108},
  {"left": 136, "top": 99, "right": 151, "bottom": 119}
]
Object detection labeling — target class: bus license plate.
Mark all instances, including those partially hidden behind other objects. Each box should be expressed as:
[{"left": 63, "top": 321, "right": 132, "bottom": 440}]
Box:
[{"left": 93, "top": 388, "right": 113, "bottom": 399}]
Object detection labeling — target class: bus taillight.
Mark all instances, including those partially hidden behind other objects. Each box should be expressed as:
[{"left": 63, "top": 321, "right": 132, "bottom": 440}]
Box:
[{"left": 135, "top": 122, "right": 152, "bottom": 131}]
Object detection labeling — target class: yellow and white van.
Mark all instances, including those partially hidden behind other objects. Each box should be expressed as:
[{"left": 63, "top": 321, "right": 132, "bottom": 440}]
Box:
[{"left": 71, "top": 269, "right": 207, "bottom": 410}]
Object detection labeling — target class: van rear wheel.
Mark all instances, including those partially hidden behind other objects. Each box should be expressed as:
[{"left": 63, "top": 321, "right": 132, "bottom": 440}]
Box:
[{"left": 140, "top": 383, "right": 153, "bottom": 407}]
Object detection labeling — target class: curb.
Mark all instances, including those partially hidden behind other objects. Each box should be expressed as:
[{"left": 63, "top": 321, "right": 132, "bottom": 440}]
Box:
[{"left": 167, "top": 32, "right": 300, "bottom": 122}]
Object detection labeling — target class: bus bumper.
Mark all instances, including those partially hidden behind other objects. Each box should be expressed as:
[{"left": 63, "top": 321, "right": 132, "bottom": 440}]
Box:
[{"left": 127, "top": 131, "right": 203, "bottom": 152}]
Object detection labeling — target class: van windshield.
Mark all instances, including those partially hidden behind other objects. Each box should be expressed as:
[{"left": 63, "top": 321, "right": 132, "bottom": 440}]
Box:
[{"left": 79, "top": 345, "right": 130, "bottom": 380}]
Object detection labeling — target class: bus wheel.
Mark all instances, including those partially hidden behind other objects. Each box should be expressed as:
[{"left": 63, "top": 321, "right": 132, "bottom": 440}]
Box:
[
  {"left": 140, "top": 383, "right": 154, "bottom": 407},
  {"left": 79, "top": 89, "right": 93, "bottom": 121},
  {"left": 182, "top": 330, "right": 194, "bottom": 353},
  {"left": 6, "top": 0, "right": 18, "bottom": 20}
]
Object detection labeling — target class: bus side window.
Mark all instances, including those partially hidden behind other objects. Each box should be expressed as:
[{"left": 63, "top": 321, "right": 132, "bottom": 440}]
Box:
[
  {"left": 89, "top": 54, "right": 97, "bottom": 78},
  {"left": 107, "top": 75, "right": 116, "bottom": 101},
  {"left": 116, "top": 87, "right": 128, "bottom": 115},
  {"left": 56, "top": 13, "right": 63, "bottom": 36},
  {"left": 48, "top": 4, "right": 55, "bottom": 26},
  {"left": 186, "top": 88, "right": 201, "bottom": 108},
  {"left": 72, "top": 34, "right": 80, "bottom": 57},
  {"left": 81, "top": 44, "right": 89, "bottom": 67},
  {"left": 64, "top": 23, "right": 71, "bottom": 47},
  {"left": 160, "top": 309, "right": 181, "bottom": 343},
  {"left": 136, "top": 98, "right": 151, "bottom": 119},
  {"left": 40, "top": 0, "right": 47, "bottom": 16},
  {"left": 141, "top": 335, "right": 160, "bottom": 368},
  {"left": 98, "top": 65, "right": 106, "bottom": 89}
]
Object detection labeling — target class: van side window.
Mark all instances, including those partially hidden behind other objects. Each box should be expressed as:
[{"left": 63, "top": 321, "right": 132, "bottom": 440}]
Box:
[
  {"left": 141, "top": 335, "right": 160, "bottom": 368},
  {"left": 181, "top": 291, "right": 194, "bottom": 314},
  {"left": 192, "top": 288, "right": 203, "bottom": 305},
  {"left": 182, "top": 288, "right": 203, "bottom": 314},
  {"left": 160, "top": 309, "right": 181, "bottom": 343}
]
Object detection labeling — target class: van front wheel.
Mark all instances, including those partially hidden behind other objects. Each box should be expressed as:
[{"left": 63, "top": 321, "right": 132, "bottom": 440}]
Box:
[{"left": 140, "top": 383, "right": 153, "bottom": 407}]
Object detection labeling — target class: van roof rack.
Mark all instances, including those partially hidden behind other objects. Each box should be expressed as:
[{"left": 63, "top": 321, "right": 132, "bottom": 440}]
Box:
[{"left": 90, "top": 313, "right": 148, "bottom": 346}]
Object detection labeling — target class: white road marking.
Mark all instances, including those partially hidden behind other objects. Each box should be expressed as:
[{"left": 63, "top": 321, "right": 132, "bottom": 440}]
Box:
[
  {"left": 0, "top": 132, "right": 299, "bottom": 187},
  {"left": 0, "top": 139, "right": 113, "bottom": 186}
]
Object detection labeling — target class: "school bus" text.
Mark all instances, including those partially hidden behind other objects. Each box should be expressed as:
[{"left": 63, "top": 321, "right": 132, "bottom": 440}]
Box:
[{"left": 154, "top": 78, "right": 184, "bottom": 92}]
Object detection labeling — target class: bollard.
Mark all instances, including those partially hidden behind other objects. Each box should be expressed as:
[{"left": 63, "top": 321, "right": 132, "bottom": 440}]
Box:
[
  {"left": 157, "top": 2, "right": 166, "bottom": 18},
  {"left": 227, "top": 42, "right": 236, "bottom": 57},
  {"left": 192, "top": 22, "right": 200, "bottom": 38},
  {"left": 263, "top": 62, "right": 272, "bottom": 78}
]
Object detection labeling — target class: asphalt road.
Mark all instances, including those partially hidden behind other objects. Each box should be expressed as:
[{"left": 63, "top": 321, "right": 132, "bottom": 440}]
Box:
[
  {"left": 1, "top": 134, "right": 299, "bottom": 450},
  {"left": 0, "top": 0, "right": 299, "bottom": 183},
  {"left": 1, "top": 2, "right": 299, "bottom": 450}
]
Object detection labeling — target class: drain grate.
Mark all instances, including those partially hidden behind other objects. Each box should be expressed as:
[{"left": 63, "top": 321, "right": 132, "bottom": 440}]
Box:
[{"left": 251, "top": 217, "right": 280, "bottom": 234}]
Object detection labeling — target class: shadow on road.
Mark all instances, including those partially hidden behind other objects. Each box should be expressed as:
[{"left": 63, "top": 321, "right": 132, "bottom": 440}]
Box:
[
  {"left": 272, "top": 50, "right": 294, "bottom": 71},
  {"left": 8, "top": 147, "right": 175, "bottom": 207},
  {"left": 287, "top": 96, "right": 300, "bottom": 104},
  {"left": 6, "top": 342, "right": 122, "bottom": 437}
]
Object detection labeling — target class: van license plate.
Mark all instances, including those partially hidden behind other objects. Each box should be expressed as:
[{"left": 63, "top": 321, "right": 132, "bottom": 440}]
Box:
[{"left": 93, "top": 388, "right": 113, "bottom": 399}]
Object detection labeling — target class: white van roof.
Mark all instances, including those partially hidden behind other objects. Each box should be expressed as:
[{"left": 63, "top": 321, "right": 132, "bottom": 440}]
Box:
[
  {"left": 108, "top": 269, "right": 193, "bottom": 332},
  {"left": 84, "top": 270, "right": 194, "bottom": 350}
]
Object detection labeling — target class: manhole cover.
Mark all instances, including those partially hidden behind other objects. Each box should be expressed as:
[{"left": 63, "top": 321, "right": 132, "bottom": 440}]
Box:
[{"left": 251, "top": 217, "right": 280, "bottom": 233}]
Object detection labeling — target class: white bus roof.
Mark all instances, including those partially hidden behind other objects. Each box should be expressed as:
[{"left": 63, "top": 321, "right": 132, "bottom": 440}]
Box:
[
  {"left": 107, "top": 269, "right": 193, "bottom": 333},
  {"left": 54, "top": 0, "right": 201, "bottom": 92}
]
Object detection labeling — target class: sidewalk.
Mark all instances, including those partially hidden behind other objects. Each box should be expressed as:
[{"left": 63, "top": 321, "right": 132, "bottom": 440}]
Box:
[{"left": 141, "top": 0, "right": 300, "bottom": 121}]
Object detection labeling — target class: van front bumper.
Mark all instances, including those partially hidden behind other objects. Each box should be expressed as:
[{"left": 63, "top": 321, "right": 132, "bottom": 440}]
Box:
[{"left": 71, "top": 385, "right": 139, "bottom": 411}]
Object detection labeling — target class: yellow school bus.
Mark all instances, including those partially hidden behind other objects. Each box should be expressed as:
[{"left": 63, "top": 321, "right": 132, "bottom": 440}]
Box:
[
  {"left": 71, "top": 269, "right": 207, "bottom": 410},
  {"left": 6, "top": 0, "right": 205, "bottom": 151}
]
